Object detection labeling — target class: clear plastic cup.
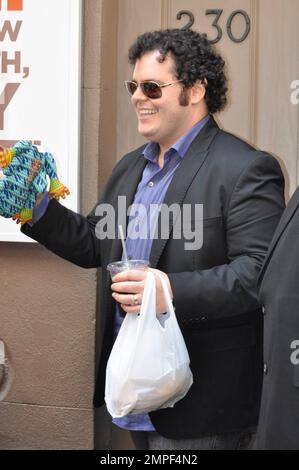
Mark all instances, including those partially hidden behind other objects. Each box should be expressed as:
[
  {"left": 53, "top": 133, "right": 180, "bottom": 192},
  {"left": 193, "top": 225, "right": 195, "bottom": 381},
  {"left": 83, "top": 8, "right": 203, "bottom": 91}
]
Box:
[{"left": 107, "top": 260, "right": 149, "bottom": 279}]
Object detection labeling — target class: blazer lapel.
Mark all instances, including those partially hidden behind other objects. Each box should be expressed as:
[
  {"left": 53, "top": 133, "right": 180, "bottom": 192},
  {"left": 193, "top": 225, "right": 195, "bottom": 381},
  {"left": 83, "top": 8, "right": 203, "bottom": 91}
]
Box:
[
  {"left": 109, "top": 152, "right": 147, "bottom": 263},
  {"left": 257, "top": 186, "right": 299, "bottom": 289},
  {"left": 150, "top": 117, "right": 219, "bottom": 267}
]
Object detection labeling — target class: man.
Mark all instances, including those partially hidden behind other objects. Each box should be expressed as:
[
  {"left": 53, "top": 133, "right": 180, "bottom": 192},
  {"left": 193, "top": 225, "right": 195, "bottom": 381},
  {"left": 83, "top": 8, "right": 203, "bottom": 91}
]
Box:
[
  {"left": 255, "top": 188, "right": 299, "bottom": 450},
  {"left": 19, "top": 29, "right": 285, "bottom": 449}
]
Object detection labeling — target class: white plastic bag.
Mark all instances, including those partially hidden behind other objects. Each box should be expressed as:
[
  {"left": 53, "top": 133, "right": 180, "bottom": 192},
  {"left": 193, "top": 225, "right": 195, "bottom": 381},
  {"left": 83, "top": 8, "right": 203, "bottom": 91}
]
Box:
[{"left": 105, "top": 271, "right": 193, "bottom": 418}]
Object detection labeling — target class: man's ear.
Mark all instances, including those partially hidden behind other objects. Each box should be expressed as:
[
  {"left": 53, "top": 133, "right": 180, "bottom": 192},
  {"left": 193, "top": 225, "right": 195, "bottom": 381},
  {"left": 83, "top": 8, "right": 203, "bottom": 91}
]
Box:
[{"left": 190, "top": 79, "right": 207, "bottom": 104}]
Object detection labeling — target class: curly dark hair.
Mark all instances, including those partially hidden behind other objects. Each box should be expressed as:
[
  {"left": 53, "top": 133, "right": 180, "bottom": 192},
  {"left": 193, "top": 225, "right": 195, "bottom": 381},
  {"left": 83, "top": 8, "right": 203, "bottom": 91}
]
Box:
[{"left": 128, "top": 28, "right": 228, "bottom": 114}]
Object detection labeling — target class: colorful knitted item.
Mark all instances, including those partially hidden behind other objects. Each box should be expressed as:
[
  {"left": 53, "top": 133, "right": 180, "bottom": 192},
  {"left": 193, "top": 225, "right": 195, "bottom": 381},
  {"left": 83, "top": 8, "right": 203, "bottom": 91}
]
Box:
[{"left": 0, "top": 141, "right": 69, "bottom": 225}]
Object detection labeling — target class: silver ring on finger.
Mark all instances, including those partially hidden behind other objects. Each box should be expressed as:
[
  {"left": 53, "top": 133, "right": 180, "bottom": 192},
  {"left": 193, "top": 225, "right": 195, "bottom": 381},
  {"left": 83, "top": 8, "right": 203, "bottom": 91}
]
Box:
[{"left": 133, "top": 293, "right": 139, "bottom": 306}]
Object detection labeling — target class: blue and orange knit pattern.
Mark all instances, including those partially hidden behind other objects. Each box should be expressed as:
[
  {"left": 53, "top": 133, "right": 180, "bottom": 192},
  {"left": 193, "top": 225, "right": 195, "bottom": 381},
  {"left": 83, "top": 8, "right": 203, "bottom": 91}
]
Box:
[{"left": 0, "top": 141, "right": 69, "bottom": 225}]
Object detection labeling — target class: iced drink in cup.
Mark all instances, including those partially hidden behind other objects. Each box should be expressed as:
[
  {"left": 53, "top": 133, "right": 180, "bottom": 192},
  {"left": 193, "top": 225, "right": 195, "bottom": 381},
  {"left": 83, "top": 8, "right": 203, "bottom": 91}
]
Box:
[{"left": 107, "top": 260, "right": 149, "bottom": 279}]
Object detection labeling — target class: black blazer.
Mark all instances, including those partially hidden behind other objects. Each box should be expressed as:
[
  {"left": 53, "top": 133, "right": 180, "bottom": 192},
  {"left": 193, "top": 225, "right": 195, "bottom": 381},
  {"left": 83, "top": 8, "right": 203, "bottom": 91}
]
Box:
[
  {"left": 255, "top": 187, "right": 299, "bottom": 450},
  {"left": 22, "top": 117, "right": 285, "bottom": 439}
]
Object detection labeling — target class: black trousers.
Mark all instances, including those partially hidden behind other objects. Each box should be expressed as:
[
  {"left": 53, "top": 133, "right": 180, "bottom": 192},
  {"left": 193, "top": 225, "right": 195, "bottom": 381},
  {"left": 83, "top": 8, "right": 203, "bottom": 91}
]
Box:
[{"left": 130, "top": 428, "right": 256, "bottom": 450}]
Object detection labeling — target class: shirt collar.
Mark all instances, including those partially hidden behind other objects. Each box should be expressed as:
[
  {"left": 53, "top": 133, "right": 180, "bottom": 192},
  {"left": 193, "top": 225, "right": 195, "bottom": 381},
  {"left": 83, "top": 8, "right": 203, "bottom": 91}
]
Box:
[{"left": 143, "top": 114, "right": 210, "bottom": 162}]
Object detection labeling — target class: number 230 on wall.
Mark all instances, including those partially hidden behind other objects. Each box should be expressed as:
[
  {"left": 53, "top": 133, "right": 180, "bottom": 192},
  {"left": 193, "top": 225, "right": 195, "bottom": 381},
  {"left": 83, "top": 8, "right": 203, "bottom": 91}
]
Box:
[{"left": 177, "top": 9, "right": 251, "bottom": 44}]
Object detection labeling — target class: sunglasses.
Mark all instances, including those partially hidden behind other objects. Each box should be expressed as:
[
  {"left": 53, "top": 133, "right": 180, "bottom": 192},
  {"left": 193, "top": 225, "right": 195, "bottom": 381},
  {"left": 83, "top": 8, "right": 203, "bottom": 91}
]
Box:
[{"left": 124, "top": 79, "right": 183, "bottom": 99}]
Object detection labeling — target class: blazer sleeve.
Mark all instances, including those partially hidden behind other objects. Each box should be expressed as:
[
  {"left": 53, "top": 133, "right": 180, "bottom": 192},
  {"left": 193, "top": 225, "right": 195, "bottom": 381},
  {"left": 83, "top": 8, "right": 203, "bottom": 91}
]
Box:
[
  {"left": 168, "top": 153, "right": 285, "bottom": 321},
  {"left": 20, "top": 150, "right": 139, "bottom": 268},
  {"left": 21, "top": 198, "right": 102, "bottom": 268}
]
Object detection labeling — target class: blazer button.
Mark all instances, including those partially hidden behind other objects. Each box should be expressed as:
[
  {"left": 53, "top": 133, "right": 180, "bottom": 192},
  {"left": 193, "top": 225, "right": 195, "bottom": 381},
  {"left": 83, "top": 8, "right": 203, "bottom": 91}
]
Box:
[
  {"left": 264, "top": 363, "right": 268, "bottom": 375},
  {"left": 200, "top": 316, "right": 208, "bottom": 323}
]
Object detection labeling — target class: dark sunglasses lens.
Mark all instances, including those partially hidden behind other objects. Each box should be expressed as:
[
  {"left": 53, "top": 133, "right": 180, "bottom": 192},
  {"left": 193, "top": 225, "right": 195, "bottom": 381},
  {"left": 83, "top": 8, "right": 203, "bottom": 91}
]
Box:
[
  {"left": 142, "top": 82, "right": 162, "bottom": 99},
  {"left": 126, "top": 81, "right": 138, "bottom": 96}
]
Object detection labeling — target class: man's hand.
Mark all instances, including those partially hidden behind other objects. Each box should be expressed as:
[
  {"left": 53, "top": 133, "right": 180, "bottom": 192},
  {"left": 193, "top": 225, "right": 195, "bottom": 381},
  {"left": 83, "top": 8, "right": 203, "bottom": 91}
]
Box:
[{"left": 111, "top": 267, "right": 173, "bottom": 314}]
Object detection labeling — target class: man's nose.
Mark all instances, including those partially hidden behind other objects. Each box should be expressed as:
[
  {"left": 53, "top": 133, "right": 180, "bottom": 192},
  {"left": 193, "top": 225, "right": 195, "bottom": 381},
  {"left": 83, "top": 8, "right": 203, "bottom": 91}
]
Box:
[{"left": 132, "top": 84, "right": 148, "bottom": 102}]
